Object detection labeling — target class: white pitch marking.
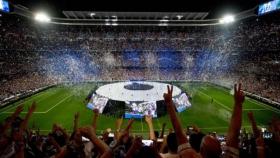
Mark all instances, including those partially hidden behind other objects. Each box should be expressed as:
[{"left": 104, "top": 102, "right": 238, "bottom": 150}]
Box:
[
  {"left": 44, "top": 95, "right": 72, "bottom": 113},
  {"left": 198, "top": 90, "right": 232, "bottom": 111},
  {"left": 1, "top": 95, "right": 72, "bottom": 114}
]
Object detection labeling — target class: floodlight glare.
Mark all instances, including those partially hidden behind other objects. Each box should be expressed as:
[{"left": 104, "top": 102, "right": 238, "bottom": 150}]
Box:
[
  {"left": 34, "top": 12, "right": 51, "bottom": 23},
  {"left": 112, "top": 23, "right": 118, "bottom": 26},
  {"left": 177, "top": 15, "right": 183, "bottom": 19},
  {"left": 159, "top": 19, "right": 169, "bottom": 22},
  {"left": 219, "top": 15, "right": 235, "bottom": 24}
]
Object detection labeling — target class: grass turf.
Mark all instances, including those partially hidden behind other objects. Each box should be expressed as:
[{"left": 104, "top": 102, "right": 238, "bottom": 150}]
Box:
[{"left": 1, "top": 82, "right": 280, "bottom": 136}]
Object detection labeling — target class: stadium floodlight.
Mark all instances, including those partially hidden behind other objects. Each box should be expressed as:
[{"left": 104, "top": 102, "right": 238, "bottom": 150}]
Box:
[
  {"left": 112, "top": 23, "right": 118, "bottom": 26},
  {"left": 177, "top": 15, "right": 183, "bottom": 19},
  {"left": 111, "top": 15, "right": 118, "bottom": 22},
  {"left": 158, "top": 23, "right": 168, "bottom": 26},
  {"left": 159, "top": 19, "right": 169, "bottom": 22},
  {"left": 219, "top": 14, "right": 235, "bottom": 24},
  {"left": 34, "top": 12, "right": 51, "bottom": 23}
]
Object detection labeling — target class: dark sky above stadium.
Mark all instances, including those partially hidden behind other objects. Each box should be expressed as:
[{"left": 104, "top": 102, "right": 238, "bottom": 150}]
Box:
[{"left": 11, "top": 0, "right": 269, "bottom": 18}]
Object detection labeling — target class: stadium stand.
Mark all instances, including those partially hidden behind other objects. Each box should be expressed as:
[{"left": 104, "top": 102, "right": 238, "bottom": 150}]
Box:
[{"left": 0, "top": 14, "right": 280, "bottom": 103}]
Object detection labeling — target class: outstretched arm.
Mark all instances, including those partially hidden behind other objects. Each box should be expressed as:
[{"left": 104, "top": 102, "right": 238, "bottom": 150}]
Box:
[
  {"left": 73, "top": 112, "right": 79, "bottom": 132},
  {"left": 248, "top": 112, "right": 264, "bottom": 158},
  {"left": 1, "top": 105, "right": 24, "bottom": 135},
  {"left": 248, "top": 112, "right": 260, "bottom": 138},
  {"left": 164, "top": 85, "right": 197, "bottom": 157},
  {"left": 256, "top": 133, "right": 265, "bottom": 158},
  {"left": 226, "top": 83, "right": 245, "bottom": 148},
  {"left": 145, "top": 115, "right": 156, "bottom": 140},
  {"left": 79, "top": 126, "right": 112, "bottom": 158},
  {"left": 112, "top": 119, "right": 134, "bottom": 149},
  {"left": 164, "top": 85, "right": 188, "bottom": 145},
  {"left": 114, "top": 117, "right": 123, "bottom": 140},
  {"left": 92, "top": 109, "right": 99, "bottom": 133},
  {"left": 20, "top": 102, "right": 36, "bottom": 131},
  {"left": 159, "top": 123, "right": 166, "bottom": 138},
  {"left": 14, "top": 103, "right": 36, "bottom": 158}
]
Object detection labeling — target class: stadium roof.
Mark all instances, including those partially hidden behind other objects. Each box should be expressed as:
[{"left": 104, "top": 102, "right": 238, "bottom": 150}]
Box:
[
  {"left": 62, "top": 11, "right": 209, "bottom": 20},
  {"left": 10, "top": 0, "right": 267, "bottom": 18}
]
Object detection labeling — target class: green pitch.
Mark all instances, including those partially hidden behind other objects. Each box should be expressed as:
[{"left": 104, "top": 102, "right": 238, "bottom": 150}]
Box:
[{"left": 1, "top": 82, "right": 280, "bottom": 135}]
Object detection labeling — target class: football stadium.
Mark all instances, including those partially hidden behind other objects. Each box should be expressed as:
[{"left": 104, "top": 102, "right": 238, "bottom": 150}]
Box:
[{"left": 0, "top": 0, "right": 280, "bottom": 158}]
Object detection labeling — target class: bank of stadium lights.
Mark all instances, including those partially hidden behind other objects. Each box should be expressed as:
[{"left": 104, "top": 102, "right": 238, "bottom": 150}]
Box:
[
  {"left": 34, "top": 12, "right": 51, "bottom": 23},
  {"left": 219, "top": 14, "right": 235, "bottom": 24},
  {"left": 160, "top": 16, "right": 169, "bottom": 22},
  {"left": 159, "top": 19, "right": 169, "bottom": 22},
  {"left": 105, "top": 22, "right": 118, "bottom": 26},
  {"left": 158, "top": 23, "right": 168, "bottom": 26}
]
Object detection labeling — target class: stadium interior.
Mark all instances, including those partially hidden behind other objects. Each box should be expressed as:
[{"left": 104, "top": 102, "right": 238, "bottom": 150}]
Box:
[{"left": 0, "top": 0, "right": 280, "bottom": 158}]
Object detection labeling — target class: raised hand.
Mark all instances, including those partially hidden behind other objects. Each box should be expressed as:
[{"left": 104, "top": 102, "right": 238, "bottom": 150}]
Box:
[
  {"left": 115, "top": 118, "right": 123, "bottom": 131},
  {"left": 162, "top": 122, "right": 167, "bottom": 128},
  {"left": 116, "top": 119, "right": 134, "bottom": 143},
  {"left": 247, "top": 112, "right": 256, "bottom": 124},
  {"left": 160, "top": 122, "right": 167, "bottom": 138},
  {"left": 92, "top": 108, "right": 100, "bottom": 133},
  {"left": 74, "top": 112, "right": 80, "bottom": 131},
  {"left": 145, "top": 115, "right": 153, "bottom": 124},
  {"left": 28, "top": 101, "right": 37, "bottom": 113},
  {"left": 256, "top": 131, "right": 265, "bottom": 147},
  {"left": 19, "top": 102, "right": 37, "bottom": 131},
  {"left": 163, "top": 85, "right": 173, "bottom": 104},
  {"left": 13, "top": 104, "right": 24, "bottom": 116},
  {"left": 74, "top": 112, "right": 80, "bottom": 120},
  {"left": 255, "top": 130, "right": 265, "bottom": 158},
  {"left": 78, "top": 126, "right": 96, "bottom": 140},
  {"left": 226, "top": 83, "right": 245, "bottom": 148},
  {"left": 234, "top": 83, "right": 245, "bottom": 105},
  {"left": 93, "top": 108, "right": 99, "bottom": 114},
  {"left": 125, "top": 119, "right": 134, "bottom": 132},
  {"left": 192, "top": 125, "right": 200, "bottom": 133}
]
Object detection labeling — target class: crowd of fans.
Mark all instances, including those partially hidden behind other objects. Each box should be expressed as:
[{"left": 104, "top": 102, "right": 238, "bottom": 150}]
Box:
[
  {"left": 1, "top": 84, "right": 280, "bottom": 158},
  {"left": 0, "top": 14, "right": 280, "bottom": 103}
]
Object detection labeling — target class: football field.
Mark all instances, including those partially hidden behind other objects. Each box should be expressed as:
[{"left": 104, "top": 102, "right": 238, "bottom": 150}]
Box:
[{"left": 1, "top": 82, "right": 280, "bottom": 135}]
